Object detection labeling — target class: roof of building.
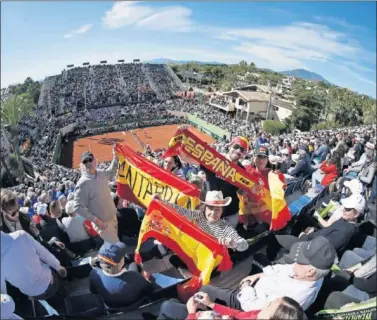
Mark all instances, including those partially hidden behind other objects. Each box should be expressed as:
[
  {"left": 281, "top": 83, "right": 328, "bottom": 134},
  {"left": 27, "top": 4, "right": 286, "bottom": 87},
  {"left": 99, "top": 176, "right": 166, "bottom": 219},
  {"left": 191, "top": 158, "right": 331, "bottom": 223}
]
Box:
[
  {"left": 223, "top": 90, "right": 270, "bottom": 102},
  {"left": 272, "top": 98, "right": 294, "bottom": 110}
]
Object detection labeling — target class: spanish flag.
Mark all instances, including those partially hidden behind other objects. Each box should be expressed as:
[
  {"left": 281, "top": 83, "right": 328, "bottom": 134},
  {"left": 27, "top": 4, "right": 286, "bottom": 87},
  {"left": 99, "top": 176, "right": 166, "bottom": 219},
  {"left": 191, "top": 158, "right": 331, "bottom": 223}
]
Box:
[
  {"left": 116, "top": 144, "right": 200, "bottom": 210},
  {"left": 135, "top": 199, "right": 233, "bottom": 285},
  {"left": 268, "top": 171, "right": 291, "bottom": 231}
]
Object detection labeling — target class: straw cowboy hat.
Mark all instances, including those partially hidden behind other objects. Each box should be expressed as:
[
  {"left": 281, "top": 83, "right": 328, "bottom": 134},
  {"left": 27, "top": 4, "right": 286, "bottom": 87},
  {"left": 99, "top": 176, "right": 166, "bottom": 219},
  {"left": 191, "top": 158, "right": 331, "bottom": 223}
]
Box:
[{"left": 201, "top": 191, "right": 232, "bottom": 207}]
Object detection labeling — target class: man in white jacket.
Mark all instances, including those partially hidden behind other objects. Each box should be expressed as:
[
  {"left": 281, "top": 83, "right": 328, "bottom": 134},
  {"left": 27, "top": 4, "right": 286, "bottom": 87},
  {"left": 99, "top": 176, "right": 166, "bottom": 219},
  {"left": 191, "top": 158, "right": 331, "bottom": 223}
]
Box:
[{"left": 1, "top": 230, "right": 67, "bottom": 300}]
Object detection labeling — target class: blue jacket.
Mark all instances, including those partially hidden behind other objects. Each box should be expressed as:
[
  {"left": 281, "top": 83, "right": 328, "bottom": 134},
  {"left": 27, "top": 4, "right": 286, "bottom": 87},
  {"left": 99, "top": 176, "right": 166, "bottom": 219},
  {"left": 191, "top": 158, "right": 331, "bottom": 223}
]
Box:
[
  {"left": 290, "top": 157, "right": 312, "bottom": 178},
  {"left": 311, "top": 144, "right": 330, "bottom": 162},
  {"left": 89, "top": 268, "right": 153, "bottom": 308}
]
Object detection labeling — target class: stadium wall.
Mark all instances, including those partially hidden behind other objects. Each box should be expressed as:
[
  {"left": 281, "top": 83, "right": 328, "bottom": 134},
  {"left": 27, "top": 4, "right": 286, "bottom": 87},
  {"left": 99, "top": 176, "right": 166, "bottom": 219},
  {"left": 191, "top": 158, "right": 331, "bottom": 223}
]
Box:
[{"left": 186, "top": 113, "right": 231, "bottom": 140}]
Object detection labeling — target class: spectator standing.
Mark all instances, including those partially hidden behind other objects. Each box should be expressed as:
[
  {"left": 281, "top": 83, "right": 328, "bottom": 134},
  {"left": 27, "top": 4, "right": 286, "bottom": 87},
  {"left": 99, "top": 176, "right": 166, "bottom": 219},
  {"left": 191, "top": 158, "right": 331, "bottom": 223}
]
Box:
[{"left": 73, "top": 147, "right": 119, "bottom": 244}]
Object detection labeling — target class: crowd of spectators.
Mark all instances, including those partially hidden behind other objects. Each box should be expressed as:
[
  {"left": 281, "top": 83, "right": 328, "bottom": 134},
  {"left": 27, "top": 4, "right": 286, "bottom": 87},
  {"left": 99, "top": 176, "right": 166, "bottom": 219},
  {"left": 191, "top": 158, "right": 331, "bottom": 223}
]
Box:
[
  {"left": 210, "top": 95, "right": 229, "bottom": 108},
  {"left": 169, "top": 99, "right": 262, "bottom": 138},
  {"left": 1, "top": 62, "right": 376, "bottom": 320}
]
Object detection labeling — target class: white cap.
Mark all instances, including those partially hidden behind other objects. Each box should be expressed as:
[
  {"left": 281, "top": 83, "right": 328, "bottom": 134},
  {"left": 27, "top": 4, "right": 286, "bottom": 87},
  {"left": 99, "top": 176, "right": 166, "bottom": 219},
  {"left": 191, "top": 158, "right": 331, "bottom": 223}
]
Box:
[
  {"left": 292, "top": 154, "right": 300, "bottom": 163},
  {"left": 37, "top": 203, "right": 47, "bottom": 215},
  {"left": 269, "top": 155, "right": 283, "bottom": 165},
  {"left": 344, "top": 179, "right": 363, "bottom": 195},
  {"left": 341, "top": 194, "right": 366, "bottom": 213},
  {"left": 366, "top": 142, "right": 375, "bottom": 150},
  {"left": 241, "top": 159, "right": 252, "bottom": 166},
  {"left": 65, "top": 200, "right": 75, "bottom": 214}
]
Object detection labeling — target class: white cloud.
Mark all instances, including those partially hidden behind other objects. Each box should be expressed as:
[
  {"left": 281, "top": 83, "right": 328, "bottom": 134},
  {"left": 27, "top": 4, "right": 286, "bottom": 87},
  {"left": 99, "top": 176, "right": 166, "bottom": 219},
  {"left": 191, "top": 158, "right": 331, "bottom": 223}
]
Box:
[
  {"left": 220, "top": 22, "right": 361, "bottom": 62},
  {"left": 314, "top": 16, "right": 368, "bottom": 32},
  {"left": 64, "top": 24, "right": 92, "bottom": 39},
  {"left": 102, "top": 2, "right": 193, "bottom": 32}
]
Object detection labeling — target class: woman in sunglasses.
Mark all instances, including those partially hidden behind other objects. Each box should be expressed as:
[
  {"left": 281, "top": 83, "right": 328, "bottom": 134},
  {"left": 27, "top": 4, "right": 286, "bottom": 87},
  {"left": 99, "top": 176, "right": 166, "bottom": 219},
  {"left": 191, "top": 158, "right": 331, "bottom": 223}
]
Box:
[{"left": 1, "top": 189, "right": 23, "bottom": 233}]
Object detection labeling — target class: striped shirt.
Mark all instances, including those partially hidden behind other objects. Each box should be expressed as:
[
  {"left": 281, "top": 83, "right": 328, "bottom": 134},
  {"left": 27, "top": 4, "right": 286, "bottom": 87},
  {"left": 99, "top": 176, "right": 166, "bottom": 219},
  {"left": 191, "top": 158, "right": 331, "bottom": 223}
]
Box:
[{"left": 167, "top": 203, "right": 248, "bottom": 252}]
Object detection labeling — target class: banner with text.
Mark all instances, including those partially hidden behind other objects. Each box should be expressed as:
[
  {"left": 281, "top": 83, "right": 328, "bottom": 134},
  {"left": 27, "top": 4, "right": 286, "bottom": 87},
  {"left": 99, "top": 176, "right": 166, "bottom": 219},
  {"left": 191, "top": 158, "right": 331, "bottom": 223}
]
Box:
[{"left": 116, "top": 144, "right": 200, "bottom": 209}]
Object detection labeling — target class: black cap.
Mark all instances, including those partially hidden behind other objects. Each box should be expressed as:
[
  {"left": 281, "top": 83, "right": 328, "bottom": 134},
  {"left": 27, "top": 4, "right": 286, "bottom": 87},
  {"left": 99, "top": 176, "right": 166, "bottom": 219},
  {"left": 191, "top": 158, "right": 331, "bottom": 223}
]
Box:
[
  {"left": 81, "top": 152, "right": 94, "bottom": 163},
  {"left": 256, "top": 146, "right": 269, "bottom": 157},
  {"left": 288, "top": 237, "right": 336, "bottom": 270}
]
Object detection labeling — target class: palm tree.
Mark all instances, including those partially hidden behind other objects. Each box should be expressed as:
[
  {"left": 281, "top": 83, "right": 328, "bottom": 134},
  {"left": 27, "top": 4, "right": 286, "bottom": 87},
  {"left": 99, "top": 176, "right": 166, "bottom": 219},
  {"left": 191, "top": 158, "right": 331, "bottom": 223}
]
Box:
[{"left": 1, "top": 93, "right": 35, "bottom": 178}]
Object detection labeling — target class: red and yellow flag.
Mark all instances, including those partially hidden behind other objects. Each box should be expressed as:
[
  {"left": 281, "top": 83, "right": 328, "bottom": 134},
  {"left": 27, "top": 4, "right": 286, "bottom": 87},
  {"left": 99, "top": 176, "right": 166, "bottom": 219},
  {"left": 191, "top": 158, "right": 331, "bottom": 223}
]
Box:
[
  {"left": 116, "top": 144, "right": 200, "bottom": 209},
  {"left": 135, "top": 199, "right": 233, "bottom": 285},
  {"left": 268, "top": 171, "right": 291, "bottom": 231}
]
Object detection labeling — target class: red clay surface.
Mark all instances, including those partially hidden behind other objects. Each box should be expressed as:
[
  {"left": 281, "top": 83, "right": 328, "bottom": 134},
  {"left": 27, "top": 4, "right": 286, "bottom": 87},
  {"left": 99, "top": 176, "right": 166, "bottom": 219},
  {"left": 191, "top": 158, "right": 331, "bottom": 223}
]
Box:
[{"left": 72, "top": 124, "right": 214, "bottom": 168}]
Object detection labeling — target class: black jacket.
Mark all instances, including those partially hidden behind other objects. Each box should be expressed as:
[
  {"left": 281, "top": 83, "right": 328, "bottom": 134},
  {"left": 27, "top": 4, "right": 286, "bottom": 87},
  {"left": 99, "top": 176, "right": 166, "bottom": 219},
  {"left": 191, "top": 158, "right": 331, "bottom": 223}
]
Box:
[{"left": 200, "top": 161, "right": 245, "bottom": 218}]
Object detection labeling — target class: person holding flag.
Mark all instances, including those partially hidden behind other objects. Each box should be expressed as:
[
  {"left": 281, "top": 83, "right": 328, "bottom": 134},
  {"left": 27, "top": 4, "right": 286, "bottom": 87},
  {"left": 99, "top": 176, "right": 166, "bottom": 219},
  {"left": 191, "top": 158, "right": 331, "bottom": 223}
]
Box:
[
  {"left": 152, "top": 190, "right": 248, "bottom": 258},
  {"left": 73, "top": 146, "right": 119, "bottom": 244},
  {"left": 200, "top": 136, "right": 250, "bottom": 228}
]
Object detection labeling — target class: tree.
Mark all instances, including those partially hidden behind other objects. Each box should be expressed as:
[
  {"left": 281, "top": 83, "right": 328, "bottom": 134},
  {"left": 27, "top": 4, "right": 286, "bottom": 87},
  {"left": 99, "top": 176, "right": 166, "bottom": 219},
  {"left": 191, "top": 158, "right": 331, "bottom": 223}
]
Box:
[
  {"left": 1, "top": 93, "right": 35, "bottom": 178},
  {"left": 263, "top": 120, "right": 286, "bottom": 135}
]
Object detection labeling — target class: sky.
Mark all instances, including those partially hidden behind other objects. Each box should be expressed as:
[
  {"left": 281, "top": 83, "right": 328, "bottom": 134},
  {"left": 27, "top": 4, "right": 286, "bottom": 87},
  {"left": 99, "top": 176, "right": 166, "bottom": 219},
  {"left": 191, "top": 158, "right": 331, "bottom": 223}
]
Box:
[{"left": 1, "top": 1, "right": 376, "bottom": 98}]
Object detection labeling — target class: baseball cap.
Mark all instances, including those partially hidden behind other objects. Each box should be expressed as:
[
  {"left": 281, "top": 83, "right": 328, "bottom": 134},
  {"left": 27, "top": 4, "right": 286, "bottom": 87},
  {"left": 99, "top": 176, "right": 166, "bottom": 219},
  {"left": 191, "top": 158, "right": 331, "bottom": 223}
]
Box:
[
  {"left": 341, "top": 194, "right": 366, "bottom": 213},
  {"left": 256, "top": 146, "right": 269, "bottom": 157},
  {"left": 98, "top": 242, "right": 127, "bottom": 266},
  {"left": 343, "top": 179, "right": 363, "bottom": 195},
  {"left": 65, "top": 200, "right": 75, "bottom": 215},
  {"left": 231, "top": 136, "right": 249, "bottom": 152},
  {"left": 81, "top": 152, "right": 94, "bottom": 163},
  {"left": 288, "top": 237, "right": 336, "bottom": 270}
]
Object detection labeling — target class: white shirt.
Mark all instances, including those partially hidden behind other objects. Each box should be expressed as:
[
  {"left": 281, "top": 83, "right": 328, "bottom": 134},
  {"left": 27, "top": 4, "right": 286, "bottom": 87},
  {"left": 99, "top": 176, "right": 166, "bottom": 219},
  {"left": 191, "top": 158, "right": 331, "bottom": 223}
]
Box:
[
  {"left": 237, "top": 264, "right": 323, "bottom": 311},
  {"left": 62, "top": 216, "right": 90, "bottom": 243},
  {"left": 1, "top": 231, "right": 61, "bottom": 297}
]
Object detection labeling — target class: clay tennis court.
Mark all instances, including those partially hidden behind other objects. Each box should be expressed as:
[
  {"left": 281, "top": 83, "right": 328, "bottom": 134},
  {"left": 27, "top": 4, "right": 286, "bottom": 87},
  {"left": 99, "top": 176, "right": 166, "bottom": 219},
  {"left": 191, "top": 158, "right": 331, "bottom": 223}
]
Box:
[{"left": 72, "top": 124, "right": 214, "bottom": 168}]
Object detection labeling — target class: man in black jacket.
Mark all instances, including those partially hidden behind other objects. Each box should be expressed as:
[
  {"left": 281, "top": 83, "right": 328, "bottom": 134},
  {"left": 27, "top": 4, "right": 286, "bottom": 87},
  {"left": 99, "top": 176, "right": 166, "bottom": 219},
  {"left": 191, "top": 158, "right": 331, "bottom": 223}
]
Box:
[
  {"left": 276, "top": 193, "right": 365, "bottom": 255},
  {"left": 200, "top": 136, "right": 248, "bottom": 228}
]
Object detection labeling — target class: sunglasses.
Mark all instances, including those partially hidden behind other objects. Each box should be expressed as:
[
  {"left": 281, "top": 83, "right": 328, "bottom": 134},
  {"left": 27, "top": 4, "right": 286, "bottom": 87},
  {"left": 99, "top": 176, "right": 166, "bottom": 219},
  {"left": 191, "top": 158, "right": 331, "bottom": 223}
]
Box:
[
  {"left": 83, "top": 158, "right": 94, "bottom": 164},
  {"left": 343, "top": 207, "right": 354, "bottom": 212},
  {"left": 232, "top": 144, "right": 246, "bottom": 153},
  {"left": 6, "top": 207, "right": 19, "bottom": 217}
]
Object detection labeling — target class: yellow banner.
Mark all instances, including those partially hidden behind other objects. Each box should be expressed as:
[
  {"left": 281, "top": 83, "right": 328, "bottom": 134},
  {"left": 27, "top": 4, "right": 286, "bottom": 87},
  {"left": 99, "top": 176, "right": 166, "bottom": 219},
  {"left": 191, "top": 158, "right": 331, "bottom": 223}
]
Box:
[{"left": 116, "top": 151, "right": 200, "bottom": 209}]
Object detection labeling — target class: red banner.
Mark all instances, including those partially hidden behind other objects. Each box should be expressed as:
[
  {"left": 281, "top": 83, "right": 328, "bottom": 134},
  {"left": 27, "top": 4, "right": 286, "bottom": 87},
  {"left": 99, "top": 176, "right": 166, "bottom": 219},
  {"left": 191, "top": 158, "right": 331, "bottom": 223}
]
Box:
[{"left": 116, "top": 144, "right": 200, "bottom": 209}]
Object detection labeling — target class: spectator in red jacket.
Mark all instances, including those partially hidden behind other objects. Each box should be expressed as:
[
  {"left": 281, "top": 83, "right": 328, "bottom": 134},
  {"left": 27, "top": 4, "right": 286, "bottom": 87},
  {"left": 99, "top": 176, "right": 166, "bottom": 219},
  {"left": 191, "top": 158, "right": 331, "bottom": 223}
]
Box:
[{"left": 312, "top": 152, "right": 341, "bottom": 188}]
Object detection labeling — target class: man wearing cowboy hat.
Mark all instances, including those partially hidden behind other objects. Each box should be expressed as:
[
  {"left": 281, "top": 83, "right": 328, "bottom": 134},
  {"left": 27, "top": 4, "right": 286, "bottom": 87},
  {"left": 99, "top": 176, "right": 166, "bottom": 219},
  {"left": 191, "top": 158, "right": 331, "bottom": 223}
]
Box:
[{"left": 153, "top": 191, "right": 248, "bottom": 252}]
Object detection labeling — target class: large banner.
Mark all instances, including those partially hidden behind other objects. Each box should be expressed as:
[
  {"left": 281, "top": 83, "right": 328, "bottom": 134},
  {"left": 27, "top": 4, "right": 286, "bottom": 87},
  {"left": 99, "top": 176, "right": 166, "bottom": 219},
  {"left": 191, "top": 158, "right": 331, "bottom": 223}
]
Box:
[
  {"left": 135, "top": 199, "right": 233, "bottom": 285},
  {"left": 166, "top": 128, "right": 290, "bottom": 231},
  {"left": 116, "top": 144, "right": 200, "bottom": 209}
]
